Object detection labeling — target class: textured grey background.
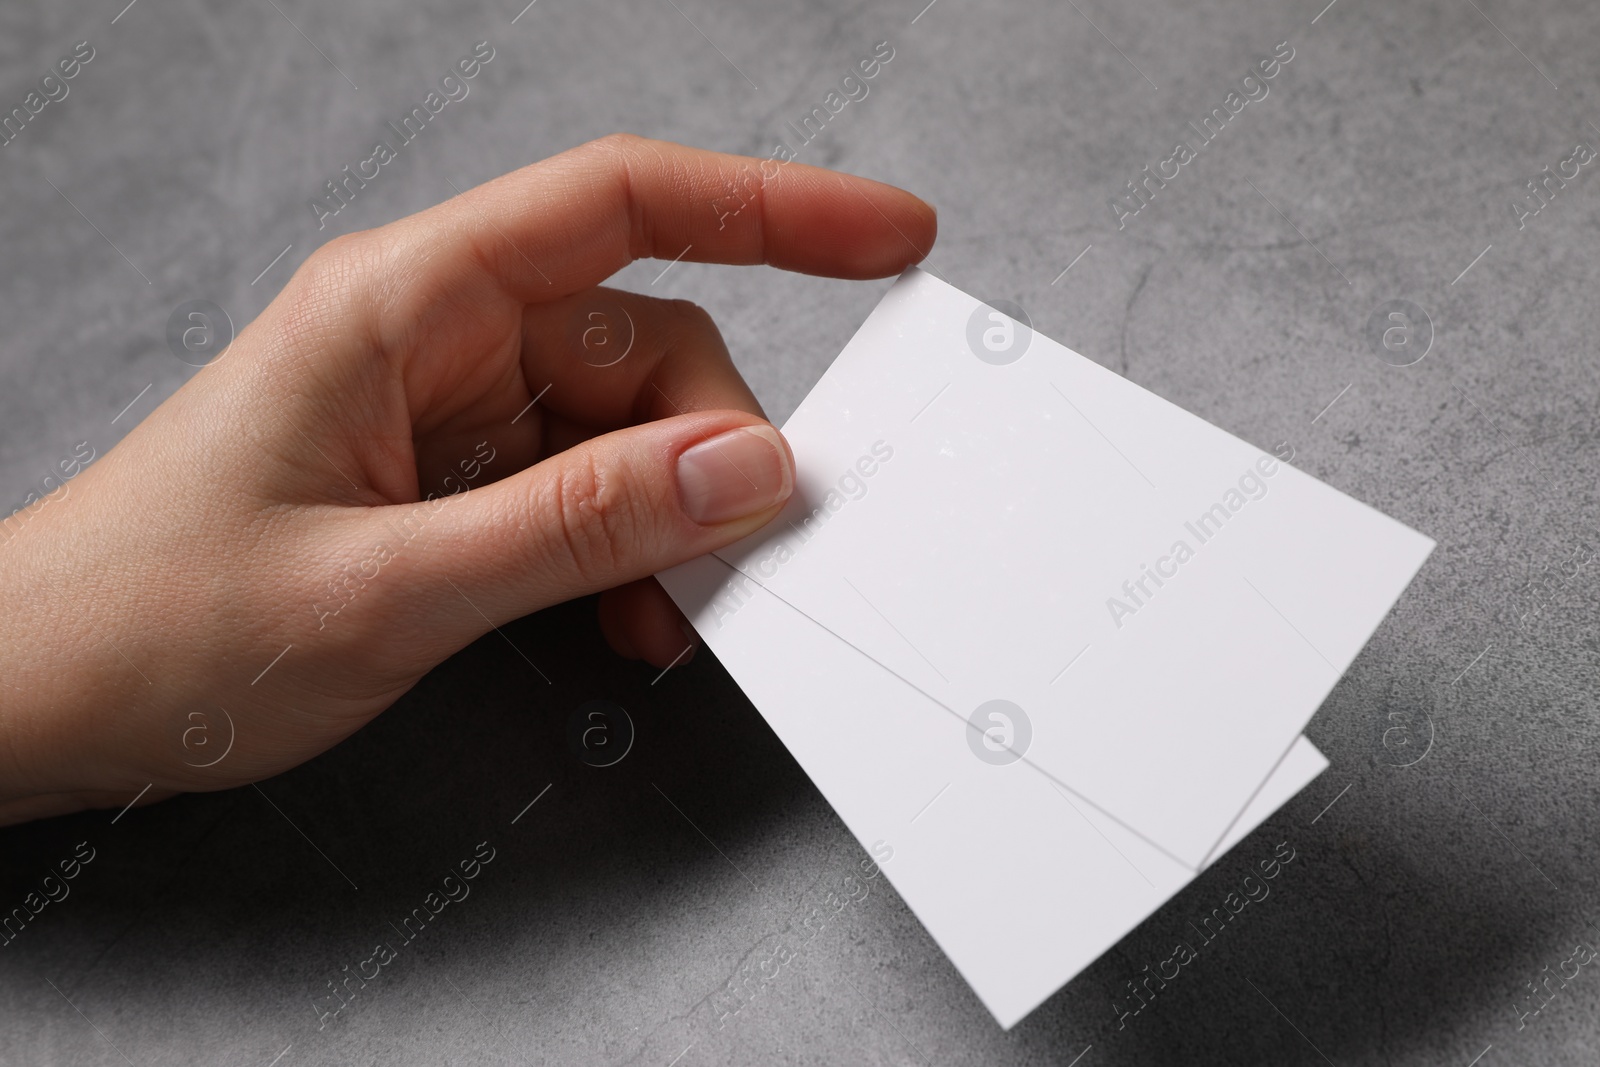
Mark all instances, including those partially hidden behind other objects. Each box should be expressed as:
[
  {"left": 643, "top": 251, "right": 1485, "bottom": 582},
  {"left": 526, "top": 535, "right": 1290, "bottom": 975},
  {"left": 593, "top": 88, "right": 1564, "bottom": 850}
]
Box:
[{"left": 2, "top": 0, "right": 1598, "bottom": 1063}]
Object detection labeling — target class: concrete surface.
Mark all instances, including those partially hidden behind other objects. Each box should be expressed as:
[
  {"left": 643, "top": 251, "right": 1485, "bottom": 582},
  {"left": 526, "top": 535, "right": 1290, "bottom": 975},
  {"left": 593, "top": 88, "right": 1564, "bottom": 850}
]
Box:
[{"left": 3, "top": 0, "right": 1600, "bottom": 1063}]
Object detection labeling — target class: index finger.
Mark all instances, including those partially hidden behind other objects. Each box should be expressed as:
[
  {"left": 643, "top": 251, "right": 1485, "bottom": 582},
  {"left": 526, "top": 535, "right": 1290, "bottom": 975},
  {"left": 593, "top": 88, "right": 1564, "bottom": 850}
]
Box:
[{"left": 379, "top": 133, "right": 938, "bottom": 305}]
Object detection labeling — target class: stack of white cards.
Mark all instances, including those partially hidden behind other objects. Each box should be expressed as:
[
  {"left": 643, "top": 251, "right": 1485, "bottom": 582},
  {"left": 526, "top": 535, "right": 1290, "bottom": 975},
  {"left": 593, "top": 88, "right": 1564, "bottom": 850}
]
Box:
[{"left": 657, "top": 268, "right": 1433, "bottom": 1028}]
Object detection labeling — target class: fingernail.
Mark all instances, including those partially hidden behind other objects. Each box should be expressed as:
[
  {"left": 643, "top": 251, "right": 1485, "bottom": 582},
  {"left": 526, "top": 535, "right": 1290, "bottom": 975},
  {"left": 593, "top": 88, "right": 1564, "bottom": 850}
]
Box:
[{"left": 676, "top": 425, "right": 793, "bottom": 525}]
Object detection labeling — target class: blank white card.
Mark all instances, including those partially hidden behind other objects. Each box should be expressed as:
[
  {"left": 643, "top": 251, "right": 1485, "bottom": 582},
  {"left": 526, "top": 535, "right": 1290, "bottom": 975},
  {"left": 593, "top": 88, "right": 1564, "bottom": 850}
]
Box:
[{"left": 659, "top": 267, "right": 1431, "bottom": 1026}]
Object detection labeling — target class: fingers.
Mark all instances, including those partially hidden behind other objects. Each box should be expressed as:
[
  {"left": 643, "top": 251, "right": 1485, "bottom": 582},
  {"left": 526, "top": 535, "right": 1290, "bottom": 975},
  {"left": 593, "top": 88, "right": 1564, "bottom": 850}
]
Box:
[
  {"left": 377, "top": 133, "right": 937, "bottom": 311},
  {"left": 401, "top": 409, "right": 793, "bottom": 639},
  {"left": 266, "top": 135, "right": 932, "bottom": 482},
  {"left": 265, "top": 135, "right": 929, "bottom": 670},
  {"left": 518, "top": 286, "right": 763, "bottom": 428},
  {"left": 408, "top": 286, "right": 764, "bottom": 488},
  {"left": 598, "top": 579, "right": 697, "bottom": 668}
]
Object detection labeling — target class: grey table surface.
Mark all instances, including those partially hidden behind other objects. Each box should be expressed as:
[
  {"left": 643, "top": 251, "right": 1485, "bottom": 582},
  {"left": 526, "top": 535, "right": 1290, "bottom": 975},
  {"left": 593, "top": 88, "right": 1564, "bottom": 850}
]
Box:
[{"left": 3, "top": 0, "right": 1599, "bottom": 1063}]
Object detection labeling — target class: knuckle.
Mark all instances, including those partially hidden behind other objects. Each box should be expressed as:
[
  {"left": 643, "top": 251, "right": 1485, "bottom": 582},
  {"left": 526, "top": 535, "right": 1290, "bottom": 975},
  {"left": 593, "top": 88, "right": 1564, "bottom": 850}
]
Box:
[
  {"left": 307, "top": 230, "right": 381, "bottom": 280},
  {"left": 590, "top": 131, "right": 644, "bottom": 154},
  {"left": 662, "top": 299, "right": 722, "bottom": 348},
  {"left": 273, "top": 230, "right": 396, "bottom": 354},
  {"left": 665, "top": 298, "right": 715, "bottom": 329},
  {"left": 578, "top": 133, "right": 670, "bottom": 262},
  {"left": 289, "top": 231, "right": 383, "bottom": 316},
  {"left": 582, "top": 133, "right": 649, "bottom": 179},
  {"left": 543, "top": 454, "right": 642, "bottom": 584}
]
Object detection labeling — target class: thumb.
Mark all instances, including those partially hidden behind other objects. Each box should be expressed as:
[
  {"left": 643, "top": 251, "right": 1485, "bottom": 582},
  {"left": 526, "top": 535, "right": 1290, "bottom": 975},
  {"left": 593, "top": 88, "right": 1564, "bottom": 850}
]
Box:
[{"left": 412, "top": 410, "right": 794, "bottom": 633}]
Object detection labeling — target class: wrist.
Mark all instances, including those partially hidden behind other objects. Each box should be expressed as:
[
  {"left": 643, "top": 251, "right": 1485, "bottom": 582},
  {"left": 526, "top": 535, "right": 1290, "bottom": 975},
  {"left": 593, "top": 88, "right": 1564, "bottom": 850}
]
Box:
[{"left": 0, "top": 505, "right": 131, "bottom": 814}]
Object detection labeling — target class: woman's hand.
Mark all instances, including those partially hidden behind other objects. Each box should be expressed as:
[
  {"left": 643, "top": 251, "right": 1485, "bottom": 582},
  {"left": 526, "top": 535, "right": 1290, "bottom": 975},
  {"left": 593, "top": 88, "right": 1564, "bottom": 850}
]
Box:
[{"left": 0, "top": 133, "right": 935, "bottom": 824}]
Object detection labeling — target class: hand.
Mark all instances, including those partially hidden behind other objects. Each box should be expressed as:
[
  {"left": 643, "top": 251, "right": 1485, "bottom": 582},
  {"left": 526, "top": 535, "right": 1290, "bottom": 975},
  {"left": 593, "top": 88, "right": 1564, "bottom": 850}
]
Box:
[{"left": 0, "top": 134, "right": 936, "bottom": 824}]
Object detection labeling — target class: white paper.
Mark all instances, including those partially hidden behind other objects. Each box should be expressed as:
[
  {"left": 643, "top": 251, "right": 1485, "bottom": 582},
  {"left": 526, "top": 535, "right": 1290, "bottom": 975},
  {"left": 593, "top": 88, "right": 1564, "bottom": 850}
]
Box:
[
  {"left": 705, "top": 267, "right": 1431, "bottom": 868},
  {"left": 658, "top": 552, "right": 1327, "bottom": 1028},
  {"left": 658, "top": 266, "right": 1429, "bottom": 1026}
]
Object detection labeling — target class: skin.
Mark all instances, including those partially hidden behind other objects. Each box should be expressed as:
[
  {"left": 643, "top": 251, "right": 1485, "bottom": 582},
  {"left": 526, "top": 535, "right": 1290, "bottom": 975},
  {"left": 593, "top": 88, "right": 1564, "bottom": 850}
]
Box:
[{"left": 0, "top": 134, "right": 936, "bottom": 825}]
